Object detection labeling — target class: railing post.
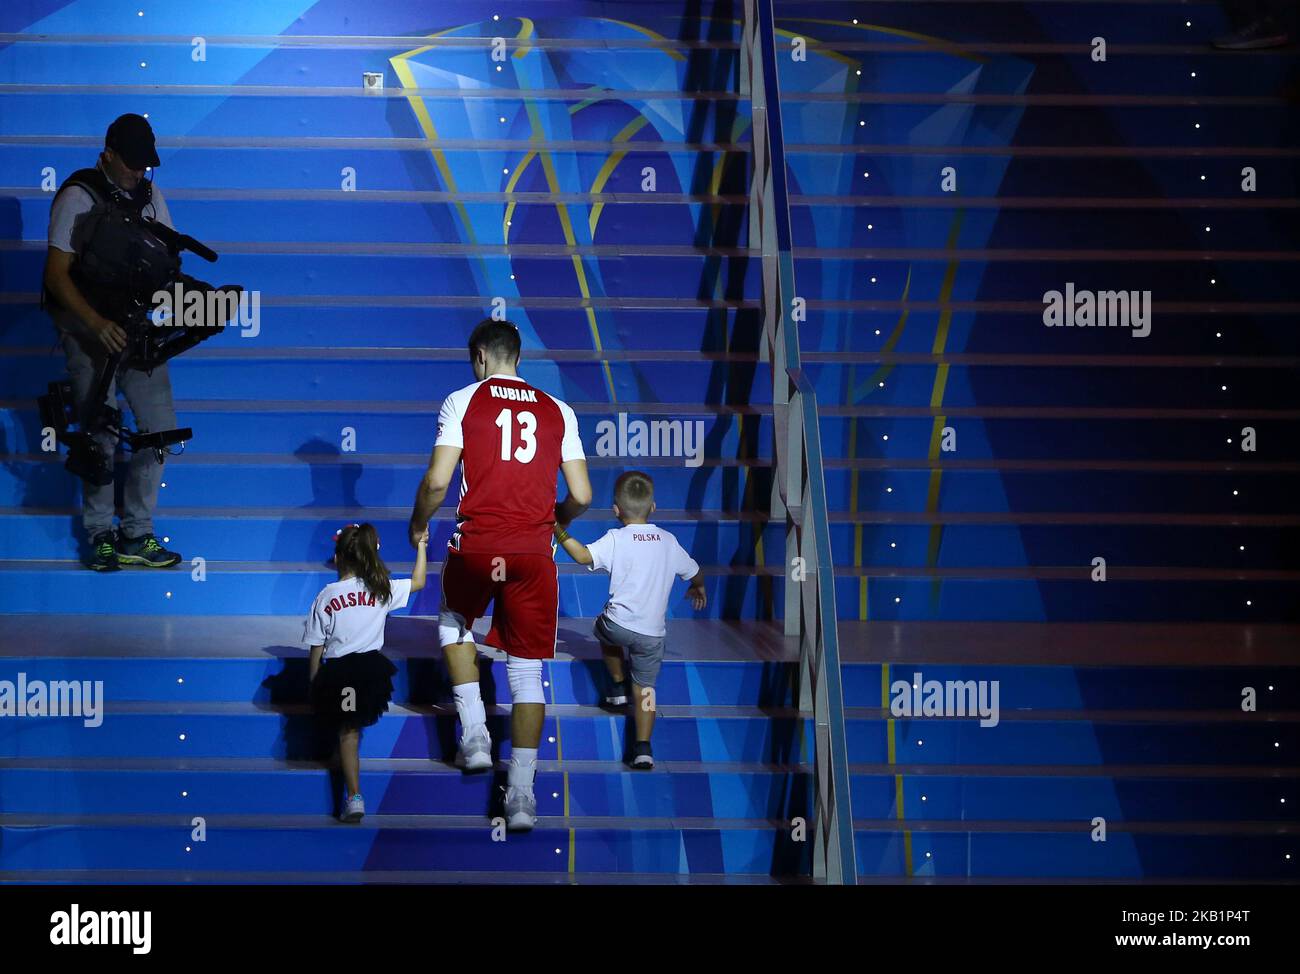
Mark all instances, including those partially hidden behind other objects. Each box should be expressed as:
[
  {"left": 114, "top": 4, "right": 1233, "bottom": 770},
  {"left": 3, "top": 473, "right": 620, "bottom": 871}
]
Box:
[{"left": 746, "top": 0, "right": 856, "bottom": 884}]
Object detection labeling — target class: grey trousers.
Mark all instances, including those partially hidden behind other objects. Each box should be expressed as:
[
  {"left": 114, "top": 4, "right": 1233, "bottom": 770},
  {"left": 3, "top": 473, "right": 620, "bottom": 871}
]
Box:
[{"left": 55, "top": 312, "right": 177, "bottom": 539}]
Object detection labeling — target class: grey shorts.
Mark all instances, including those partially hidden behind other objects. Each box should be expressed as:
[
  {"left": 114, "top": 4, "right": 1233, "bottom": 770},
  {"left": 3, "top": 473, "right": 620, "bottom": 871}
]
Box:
[{"left": 593, "top": 614, "right": 665, "bottom": 688}]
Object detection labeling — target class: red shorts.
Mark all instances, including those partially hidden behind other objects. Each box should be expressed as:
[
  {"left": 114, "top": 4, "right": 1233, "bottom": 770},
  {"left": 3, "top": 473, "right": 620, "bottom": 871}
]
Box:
[{"left": 438, "top": 550, "right": 559, "bottom": 660}]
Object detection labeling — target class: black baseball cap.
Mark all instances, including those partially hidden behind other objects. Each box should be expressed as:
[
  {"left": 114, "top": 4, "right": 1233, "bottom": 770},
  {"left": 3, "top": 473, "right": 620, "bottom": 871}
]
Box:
[{"left": 105, "top": 113, "right": 160, "bottom": 169}]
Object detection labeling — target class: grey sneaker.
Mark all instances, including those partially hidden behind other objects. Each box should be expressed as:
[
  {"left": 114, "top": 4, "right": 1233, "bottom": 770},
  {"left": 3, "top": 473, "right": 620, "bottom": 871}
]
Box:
[
  {"left": 630, "top": 741, "right": 655, "bottom": 770},
  {"left": 116, "top": 532, "right": 181, "bottom": 568},
  {"left": 340, "top": 793, "right": 365, "bottom": 823},
  {"left": 504, "top": 786, "right": 537, "bottom": 831},
  {"left": 454, "top": 727, "right": 493, "bottom": 772},
  {"left": 87, "top": 530, "right": 121, "bottom": 572}
]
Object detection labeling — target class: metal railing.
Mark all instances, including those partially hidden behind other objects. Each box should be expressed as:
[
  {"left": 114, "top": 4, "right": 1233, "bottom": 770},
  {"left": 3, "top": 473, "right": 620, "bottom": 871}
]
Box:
[{"left": 741, "top": 0, "right": 857, "bottom": 884}]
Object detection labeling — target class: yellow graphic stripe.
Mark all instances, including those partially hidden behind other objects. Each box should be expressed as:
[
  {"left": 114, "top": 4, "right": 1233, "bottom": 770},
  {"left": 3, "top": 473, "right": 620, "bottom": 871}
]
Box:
[
  {"left": 603, "top": 18, "right": 687, "bottom": 61},
  {"left": 882, "top": 663, "right": 912, "bottom": 875},
  {"left": 502, "top": 150, "right": 539, "bottom": 243},
  {"left": 524, "top": 99, "right": 617, "bottom": 403},
  {"left": 513, "top": 17, "right": 534, "bottom": 58},
  {"left": 587, "top": 115, "right": 651, "bottom": 236},
  {"left": 925, "top": 213, "right": 965, "bottom": 608},
  {"left": 390, "top": 27, "right": 478, "bottom": 246}
]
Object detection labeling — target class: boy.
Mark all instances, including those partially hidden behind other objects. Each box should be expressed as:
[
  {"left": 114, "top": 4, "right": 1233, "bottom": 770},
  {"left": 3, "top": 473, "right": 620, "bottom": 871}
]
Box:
[{"left": 553, "top": 471, "right": 706, "bottom": 769}]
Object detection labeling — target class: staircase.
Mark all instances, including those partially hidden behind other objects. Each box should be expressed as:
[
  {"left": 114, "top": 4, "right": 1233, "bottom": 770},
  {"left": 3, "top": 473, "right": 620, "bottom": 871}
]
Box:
[
  {"left": 767, "top": 0, "right": 1298, "bottom": 880},
  {"left": 0, "top": 0, "right": 821, "bottom": 882},
  {"left": 0, "top": 0, "right": 1296, "bottom": 884}
]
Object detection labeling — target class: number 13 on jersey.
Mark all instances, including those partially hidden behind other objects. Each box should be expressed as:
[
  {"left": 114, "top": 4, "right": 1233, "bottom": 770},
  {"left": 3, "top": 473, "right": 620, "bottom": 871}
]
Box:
[{"left": 495, "top": 408, "right": 538, "bottom": 463}]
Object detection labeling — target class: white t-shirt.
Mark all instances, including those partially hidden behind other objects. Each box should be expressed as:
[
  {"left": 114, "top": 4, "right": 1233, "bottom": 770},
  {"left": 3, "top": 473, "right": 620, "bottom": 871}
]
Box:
[
  {"left": 302, "top": 576, "right": 413, "bottom": 659},
  {"left": 586, "top": 523, "right": 700, "bottom": 638}
]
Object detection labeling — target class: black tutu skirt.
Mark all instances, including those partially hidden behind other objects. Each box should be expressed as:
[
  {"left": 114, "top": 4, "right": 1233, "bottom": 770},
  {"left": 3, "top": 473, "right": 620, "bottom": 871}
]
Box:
[{"left": 311, "top": 650, "right": 398, "bottom": 730}]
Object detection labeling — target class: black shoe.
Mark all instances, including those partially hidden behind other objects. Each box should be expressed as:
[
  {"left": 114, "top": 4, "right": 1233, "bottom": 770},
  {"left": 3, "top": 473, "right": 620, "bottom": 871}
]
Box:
[
  {"left": 629, "top": 741, "right": 654, "bottom": 770},
  {"left": 603, "top": 680, "right": 630, "bottom": 709},
  {"left": 87, "top": 530, "right": 121, "bottom": 572},
  {"left": 116, "top": 532, "right": 182, "bottom": 568},
  {"left": 1212, "top": 19, "right": 1290, "bottom": 50}
]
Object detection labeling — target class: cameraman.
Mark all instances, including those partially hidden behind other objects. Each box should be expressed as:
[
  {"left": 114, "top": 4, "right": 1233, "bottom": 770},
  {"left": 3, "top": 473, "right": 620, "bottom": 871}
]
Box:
[{"left": 44, "top": 113, "right": 182, "bottom": 571}]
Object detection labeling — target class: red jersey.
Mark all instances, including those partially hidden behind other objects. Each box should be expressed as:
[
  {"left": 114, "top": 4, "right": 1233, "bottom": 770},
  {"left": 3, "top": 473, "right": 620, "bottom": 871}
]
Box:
[{"left": 435, "top": 373, "right": 585, "bottom": 556}]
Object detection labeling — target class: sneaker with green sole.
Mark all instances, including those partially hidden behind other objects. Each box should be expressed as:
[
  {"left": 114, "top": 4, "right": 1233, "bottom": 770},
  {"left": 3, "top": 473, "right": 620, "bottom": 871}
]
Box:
[
  {"left": 116, "top": 532, "right": 182, "bottom": 568},
  {"left": 87, "top": 530, "right": 122, "bottom": 572}
]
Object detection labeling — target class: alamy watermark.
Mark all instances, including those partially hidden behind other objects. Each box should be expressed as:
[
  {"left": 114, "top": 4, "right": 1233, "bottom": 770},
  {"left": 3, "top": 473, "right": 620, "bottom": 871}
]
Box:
[
  {"left": 150, "top": 282, "right": 261, "bottom": 338},
  {"left": 1043, "top": 283, "right": 1151, "bottom": 338},
  {"left": 889, "top": 671, "right": 1000, "bottom": 728},
  {"left": 594, "top": 413, "right": 705, "bottom": 468},
  {"left": 0, "top": 673, "right": 104, "bottom": 727}
]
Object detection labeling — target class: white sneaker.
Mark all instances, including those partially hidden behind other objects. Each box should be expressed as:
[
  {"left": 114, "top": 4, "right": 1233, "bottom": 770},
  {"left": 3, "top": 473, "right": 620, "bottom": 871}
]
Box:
[
  {"left": 339, "top": 793, "right": 365, "bottom": 823},
  {"left": 504, "top": 786, "right": 537, "bottom": 831},
  {"left": 454, "top": 727, "right": 493, "bottom": 772}
]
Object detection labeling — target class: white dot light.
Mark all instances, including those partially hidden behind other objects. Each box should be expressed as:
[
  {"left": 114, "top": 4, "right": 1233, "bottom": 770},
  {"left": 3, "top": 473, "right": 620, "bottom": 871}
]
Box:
[
  {"left": 178, "top": 733, "right": 186, "bottom": 741},
  {"left": 548, "top": 736, "right": 556, "bottom": 743}
]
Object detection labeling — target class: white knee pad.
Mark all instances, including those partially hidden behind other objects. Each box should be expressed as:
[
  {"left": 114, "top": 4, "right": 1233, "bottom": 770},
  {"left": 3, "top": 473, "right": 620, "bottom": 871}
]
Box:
[
  {"left": 506, "top": 655, "right": 545, "bottom": 705},
  {"left": 438, "top": 609, "right": 476, "bottom": 648}
]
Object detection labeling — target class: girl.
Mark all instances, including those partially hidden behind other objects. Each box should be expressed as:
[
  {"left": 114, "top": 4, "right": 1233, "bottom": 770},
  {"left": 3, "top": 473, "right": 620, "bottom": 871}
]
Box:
[{"left": 303, "top": 522, "right": 427, "bottom": 822}]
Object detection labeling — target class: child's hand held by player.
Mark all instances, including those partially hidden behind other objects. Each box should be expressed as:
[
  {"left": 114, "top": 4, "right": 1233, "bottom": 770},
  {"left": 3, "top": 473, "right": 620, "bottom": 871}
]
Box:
[{"left": 687, "top": 582, "right": 707, "bottom": 611}]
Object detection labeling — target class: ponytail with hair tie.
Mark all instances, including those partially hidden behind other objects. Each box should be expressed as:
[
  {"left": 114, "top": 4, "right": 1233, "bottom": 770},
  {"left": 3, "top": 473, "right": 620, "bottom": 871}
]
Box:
[{"left": 332, "top": 522, "right": 393, "bottom": 604}]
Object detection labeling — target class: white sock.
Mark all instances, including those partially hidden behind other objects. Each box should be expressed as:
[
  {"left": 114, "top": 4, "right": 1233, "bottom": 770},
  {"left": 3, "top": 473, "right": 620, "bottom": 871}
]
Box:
[
  {"left": 508, "top": 747, "right": 538, "bottom": 791},
  {"left": 453, "top": 683, "right": 487, "bottom": 740}
]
